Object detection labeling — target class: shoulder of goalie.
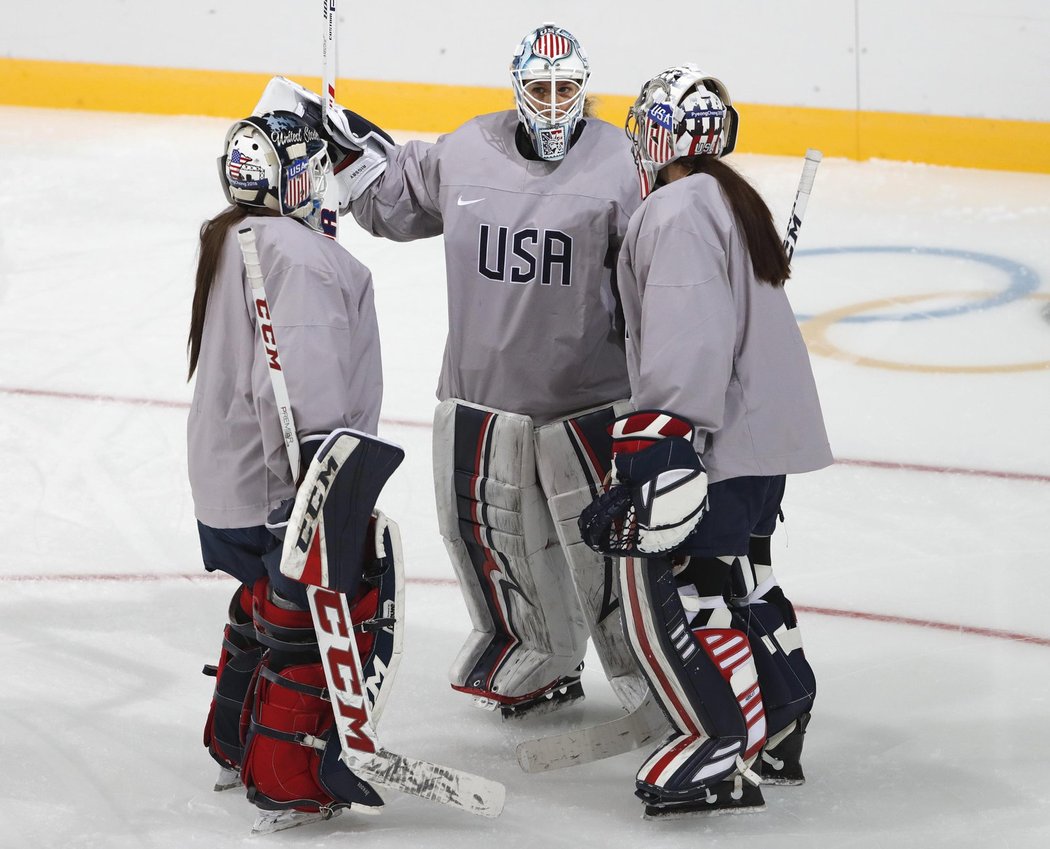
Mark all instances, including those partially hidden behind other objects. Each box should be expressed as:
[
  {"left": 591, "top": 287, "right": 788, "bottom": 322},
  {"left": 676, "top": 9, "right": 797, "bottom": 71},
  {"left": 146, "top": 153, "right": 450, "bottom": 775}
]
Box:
[
  {"left": 579, "top": 410, "right": 708, "bottom": 557},
  {"left": 254, "top": 76, "right": 395, "bottom": 209}
]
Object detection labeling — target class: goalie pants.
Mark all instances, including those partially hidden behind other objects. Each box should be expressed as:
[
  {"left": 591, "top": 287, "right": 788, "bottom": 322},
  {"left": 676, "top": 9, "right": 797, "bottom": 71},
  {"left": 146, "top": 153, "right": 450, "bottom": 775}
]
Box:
[
  {"left": 197, "top": 521, "right": 307, "bottom": 608},
  {"left": 623, "top": 475, "right": 816, "bottom": 798}
]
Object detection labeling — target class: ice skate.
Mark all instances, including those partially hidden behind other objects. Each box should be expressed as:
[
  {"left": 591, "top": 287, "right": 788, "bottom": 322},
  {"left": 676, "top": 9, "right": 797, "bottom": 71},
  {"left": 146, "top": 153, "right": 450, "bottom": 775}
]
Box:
[
  {"left": 639, "top": 774, "right": 765, "bottom": 819},
  {"left": 213, "top": 765, "right": 241, "bottom": 792},
  {"left": 759, "top": 712, "right": 809, "bottom": 786},
  {"left": 250, "top": 806, "right": 347, "bottom": 835},
  {"left": 478, "top": 664, "right": 585, "bottom": 720}
]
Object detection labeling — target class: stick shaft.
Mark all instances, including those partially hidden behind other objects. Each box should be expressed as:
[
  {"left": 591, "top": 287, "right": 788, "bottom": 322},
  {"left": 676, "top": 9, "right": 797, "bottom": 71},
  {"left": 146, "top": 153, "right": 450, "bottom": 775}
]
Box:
[
  {"left": 322, "top": 0, "right": 338, "bottom": 132},
  {"left": 238, "top": 226, "right": 301, "bottom": 482},
  {"left": 783, "top": 148, "right": 823, "bottom": 263}
]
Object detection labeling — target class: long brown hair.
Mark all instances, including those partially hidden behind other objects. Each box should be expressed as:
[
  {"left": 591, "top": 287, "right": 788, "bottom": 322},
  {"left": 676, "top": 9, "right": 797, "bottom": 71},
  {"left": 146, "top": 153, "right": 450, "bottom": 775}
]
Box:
[
  {"left": 187, "top": 205, "right": 259, "bottom": 379},
  {"left": 678, "top": 156, "right": 791, "bottom": 287}
]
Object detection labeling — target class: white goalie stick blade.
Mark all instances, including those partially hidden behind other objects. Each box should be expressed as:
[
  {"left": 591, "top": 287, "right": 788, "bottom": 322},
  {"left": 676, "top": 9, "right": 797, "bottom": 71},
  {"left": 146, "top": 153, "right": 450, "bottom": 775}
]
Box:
[
  {"left": 308, "top": 585, "right": 505, "bottom": 817},
  {"left": 342, "top": 748, "right": 506, "bottom": 819},
  {"left": 515, "top": 690, "right": 670, "bottom": 773}
]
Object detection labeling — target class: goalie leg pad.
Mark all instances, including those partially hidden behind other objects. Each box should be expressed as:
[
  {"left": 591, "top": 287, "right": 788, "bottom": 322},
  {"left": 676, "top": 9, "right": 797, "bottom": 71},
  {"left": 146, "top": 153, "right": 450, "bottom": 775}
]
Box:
[
  {"left": 350, "top": 511, "right": 405, "bottom": 726},
  {"left": 730, "top": 541, "right": 816, "bottom": 739},
  {"left": 535, "top": 401, "right": 647, "bottom": 710},
  {"left": 203, "top": 584, "right": 264, "bottom": 772},
  {"left": 435, "top": 400, "right": 587, "bottom": 701},
  {"left": 241, "top": 579, "right": 384, "bottom": 814},
  {"left": 620, "top": 556, "right": 765, "bottom": 803}
]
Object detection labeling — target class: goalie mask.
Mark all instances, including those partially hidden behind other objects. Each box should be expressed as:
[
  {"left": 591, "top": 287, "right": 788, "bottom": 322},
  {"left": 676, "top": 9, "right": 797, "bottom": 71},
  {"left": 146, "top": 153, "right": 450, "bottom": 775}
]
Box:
[
  {"left": 625, "top": 64, "right": 738, "bottom": 199},
  {"left": 511, "top": 23, "right": 590, "bottom": 161},
  {"left": 219, "top": 111, "right": 331, "bottom": 230}
]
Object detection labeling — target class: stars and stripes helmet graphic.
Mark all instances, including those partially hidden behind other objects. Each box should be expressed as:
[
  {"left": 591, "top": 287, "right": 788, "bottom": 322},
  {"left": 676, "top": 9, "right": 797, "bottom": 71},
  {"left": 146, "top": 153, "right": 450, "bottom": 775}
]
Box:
[
  {"left": 218, "top": 111, "right": 332, "bottom": 231},
  {"left": 625, "top": 64, "right": 739, "bottom": 199},
  {"left": 511, "top": 23, "right": 590, "bottom": 161}
]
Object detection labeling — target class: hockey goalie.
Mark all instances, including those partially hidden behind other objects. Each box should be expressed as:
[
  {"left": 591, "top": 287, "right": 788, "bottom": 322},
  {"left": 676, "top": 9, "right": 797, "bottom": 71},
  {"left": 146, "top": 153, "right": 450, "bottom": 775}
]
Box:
[{"left": 190, "top": 106, "right": 502, "bottom": 834}]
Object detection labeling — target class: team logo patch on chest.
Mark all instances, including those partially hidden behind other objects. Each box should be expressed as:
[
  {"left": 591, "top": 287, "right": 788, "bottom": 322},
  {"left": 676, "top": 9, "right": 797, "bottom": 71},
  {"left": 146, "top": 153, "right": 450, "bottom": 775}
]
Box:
[{"left": 477, "top": 224, "right": 574, "bottom": 286}]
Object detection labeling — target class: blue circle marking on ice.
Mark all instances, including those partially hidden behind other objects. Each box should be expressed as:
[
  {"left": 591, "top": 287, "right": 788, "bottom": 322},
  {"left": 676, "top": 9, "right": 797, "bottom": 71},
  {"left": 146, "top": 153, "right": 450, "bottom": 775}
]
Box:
[{"left": 792, "top": 246, "right": 1040, "bottom": 323}]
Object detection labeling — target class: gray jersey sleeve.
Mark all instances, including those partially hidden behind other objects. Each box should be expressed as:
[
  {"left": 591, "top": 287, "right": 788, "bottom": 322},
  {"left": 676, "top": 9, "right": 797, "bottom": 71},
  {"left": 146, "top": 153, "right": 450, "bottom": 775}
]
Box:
[
  {"left": 350, "top": 139, "right": 444, "bottom": 241},
  {"left": 625, "top": 218, "right": 737, "bottom": 438}
]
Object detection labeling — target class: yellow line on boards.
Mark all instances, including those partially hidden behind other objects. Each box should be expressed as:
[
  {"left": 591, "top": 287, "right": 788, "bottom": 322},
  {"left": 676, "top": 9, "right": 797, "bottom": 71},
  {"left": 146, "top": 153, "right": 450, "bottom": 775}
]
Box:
[{"left": 2, "top": 58, "right": 1048, "bottom": 173}]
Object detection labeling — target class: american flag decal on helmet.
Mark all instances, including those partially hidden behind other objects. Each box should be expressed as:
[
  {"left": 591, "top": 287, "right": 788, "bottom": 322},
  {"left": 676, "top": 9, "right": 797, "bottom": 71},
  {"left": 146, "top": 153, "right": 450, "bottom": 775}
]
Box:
[
  {"left": 284, "top": 158, "right": 310, "bottom": 210},
  {"left": 645, "top": 103, "right": 675, "bottom": 165},
  {"left": 228, "top": 148, "right": 251, "bottom": 179},
  {"left": 534, "top": 29, "right": 571, "bottom": 61},
  {"left": 684, "top": 95, "right": 724, "bottom": 155}
]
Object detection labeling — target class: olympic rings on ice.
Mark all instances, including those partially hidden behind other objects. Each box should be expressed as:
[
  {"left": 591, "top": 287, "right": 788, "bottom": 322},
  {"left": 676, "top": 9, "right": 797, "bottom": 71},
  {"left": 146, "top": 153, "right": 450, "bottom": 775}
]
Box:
[
  {"left": 791, "top": 246, "right": 1048, "bottom": 373},
  {"left": 793, "top": 246, "right": 1039, "bottom": 323},
  {"left": 801, "top": 291, "right": 1050, "bottom": 374}
]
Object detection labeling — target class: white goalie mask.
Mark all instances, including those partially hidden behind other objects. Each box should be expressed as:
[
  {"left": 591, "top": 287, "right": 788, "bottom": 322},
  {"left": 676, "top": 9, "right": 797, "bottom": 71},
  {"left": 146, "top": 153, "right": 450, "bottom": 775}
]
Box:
[
  {"left": 625, "top": 64, "right": 738, "bottom": 199},
  {"left": 511, "top": 22, "right": 590, "bottom": 161},
  {"left": 218, "top": 111, "right": 332, "bottom": 231}
]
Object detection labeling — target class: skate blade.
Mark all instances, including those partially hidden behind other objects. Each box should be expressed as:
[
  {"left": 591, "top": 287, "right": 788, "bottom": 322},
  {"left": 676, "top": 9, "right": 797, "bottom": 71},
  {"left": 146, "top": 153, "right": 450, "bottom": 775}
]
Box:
[
  {"left": 250, "top": 807, "right": 344, "bottom": 835},
  {"left": 500, "top": 682, "right": 585, "bottom": 721},
  {"left": 762, "top": 775, "right": 805, "bottom": 787},
  {"left": 642, "top": 800, "right": 766, "bottom": 820}
]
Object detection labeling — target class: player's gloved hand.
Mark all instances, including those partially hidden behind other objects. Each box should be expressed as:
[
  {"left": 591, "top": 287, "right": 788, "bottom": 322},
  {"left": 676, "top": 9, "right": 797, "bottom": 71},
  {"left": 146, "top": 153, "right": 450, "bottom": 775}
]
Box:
[
  {"left": 254, "top": 76, "right": 393, "bottom": 208},
  {"left": 579, "top": 411, "right": 708, "bottom": 557},
  {"left": 264, "top": 434, "right": 331, "bottom": 543},
  {"left": 265, "top": 498, "right": 295, "bottom": 542}
]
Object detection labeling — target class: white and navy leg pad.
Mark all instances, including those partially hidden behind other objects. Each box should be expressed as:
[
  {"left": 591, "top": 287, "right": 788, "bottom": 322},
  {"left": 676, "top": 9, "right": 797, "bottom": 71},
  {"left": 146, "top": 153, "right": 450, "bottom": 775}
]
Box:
[
  {"left": 434, "top": 399, "right": 586, "bottom": 701},
  {"left": 730, "top": 550, "right": 816, "bottom": 737},
  {"left": 621, "top": 556, "right": 766, "bottom": 798},
  {"left": 534, "top": 401, "right": 647, "bottom": 710}
]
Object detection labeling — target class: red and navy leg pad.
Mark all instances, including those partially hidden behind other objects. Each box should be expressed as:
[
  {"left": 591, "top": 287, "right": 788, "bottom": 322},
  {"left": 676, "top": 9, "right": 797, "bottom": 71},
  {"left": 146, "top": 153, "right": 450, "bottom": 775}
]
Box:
[
  {"left": 240, "top": 579, "right": 383, "bottom": 814},
  {"left": 202, "top": 584, "right": 263, "bottom": 771},
  {"left": 621, "top": 557, "right": 766, "bottom": 801}
]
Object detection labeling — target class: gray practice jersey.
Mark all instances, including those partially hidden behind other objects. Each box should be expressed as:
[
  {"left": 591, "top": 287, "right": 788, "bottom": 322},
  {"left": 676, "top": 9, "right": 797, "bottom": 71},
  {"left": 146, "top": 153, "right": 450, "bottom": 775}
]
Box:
[
  {"left": 618, "top": 174, "right": 833, "bottom": 483},
  {"left": 351, "top": 111, "right": 637, "bottom": 423},
  {"left": 188, "top": 215, "right": 383, "bottom": 528}
]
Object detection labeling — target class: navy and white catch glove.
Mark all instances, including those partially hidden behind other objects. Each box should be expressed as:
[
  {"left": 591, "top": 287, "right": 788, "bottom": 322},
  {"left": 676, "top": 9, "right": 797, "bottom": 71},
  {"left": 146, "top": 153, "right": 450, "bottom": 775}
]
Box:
[
  {"left": 253, "top": 76, "right": 393, "bottom": 208},
  {"left": 579, "top": 411, "right": 708, "bottom": 557}
]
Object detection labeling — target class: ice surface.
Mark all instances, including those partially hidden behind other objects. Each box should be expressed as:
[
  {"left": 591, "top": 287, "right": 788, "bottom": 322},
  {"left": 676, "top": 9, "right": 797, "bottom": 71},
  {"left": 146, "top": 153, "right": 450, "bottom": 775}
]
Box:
[{"left": 1, "top": 107, "right": 1048, "bottom": 848}]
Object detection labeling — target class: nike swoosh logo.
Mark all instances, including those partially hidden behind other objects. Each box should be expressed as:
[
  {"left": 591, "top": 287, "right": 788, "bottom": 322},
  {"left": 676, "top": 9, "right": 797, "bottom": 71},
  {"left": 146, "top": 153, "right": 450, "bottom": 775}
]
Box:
[{"left": 457, "top": 195, "right": 485, "bottom": 206}]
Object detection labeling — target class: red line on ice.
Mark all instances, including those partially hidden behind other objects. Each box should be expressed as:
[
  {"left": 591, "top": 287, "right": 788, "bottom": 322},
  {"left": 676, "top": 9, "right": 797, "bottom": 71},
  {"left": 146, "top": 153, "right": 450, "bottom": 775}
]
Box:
[
  {"left": 2, "top": 570, "right": 1048, "bottom": 648},
  {"left": 3, "top": 385, "right": 1049, "bottom": 484}
]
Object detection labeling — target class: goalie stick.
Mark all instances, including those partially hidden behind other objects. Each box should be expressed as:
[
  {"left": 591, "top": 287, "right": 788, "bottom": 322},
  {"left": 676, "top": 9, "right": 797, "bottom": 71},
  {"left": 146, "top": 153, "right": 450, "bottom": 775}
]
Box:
[
  {"left": 516, "top": 690, "right": 668, "bottom": 773},
  {"left": 321, "top": 0, "right": 338, "bottom": 135},
  {"left": 515, "top": 150, "right": 825, "bottom": 775},
  {"left": 238, "top": 227, "right": 505, "bottom": 818},
  {"left": 783, "top": 148, "right": 822, "bottom": 262}
]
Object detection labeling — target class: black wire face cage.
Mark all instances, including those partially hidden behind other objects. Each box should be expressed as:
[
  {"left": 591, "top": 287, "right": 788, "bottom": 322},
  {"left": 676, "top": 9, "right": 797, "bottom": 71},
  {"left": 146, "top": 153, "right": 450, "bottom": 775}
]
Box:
[{"left": 580, "top": 487, "right": 649, "bottom": 557}]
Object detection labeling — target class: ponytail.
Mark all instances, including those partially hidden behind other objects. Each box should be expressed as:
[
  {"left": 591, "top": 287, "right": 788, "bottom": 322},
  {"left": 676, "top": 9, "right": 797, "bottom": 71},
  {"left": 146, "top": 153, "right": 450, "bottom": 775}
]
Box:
[
  {"left": 680, "top": 156, "right": 790, "bottom": 287},
  {"left": 187, "top": 205, "right": 275, "bottom": 379}
]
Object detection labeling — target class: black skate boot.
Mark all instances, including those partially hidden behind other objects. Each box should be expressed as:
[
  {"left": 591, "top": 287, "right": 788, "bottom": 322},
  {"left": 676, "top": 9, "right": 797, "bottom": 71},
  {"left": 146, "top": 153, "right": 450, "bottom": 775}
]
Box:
[
  {"left": 760, "top": 712, "right": 810, "bottom": 785},
  {"left": 639, "top": 773, "right": 766, "bottom": 819}
]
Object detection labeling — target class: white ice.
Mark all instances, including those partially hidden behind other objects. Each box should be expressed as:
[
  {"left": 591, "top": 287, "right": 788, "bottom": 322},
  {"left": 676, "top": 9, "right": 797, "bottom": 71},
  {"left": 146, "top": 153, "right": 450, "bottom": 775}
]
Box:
[{"left": 1, "top": 107, "right": 1049, "bottom": 849}]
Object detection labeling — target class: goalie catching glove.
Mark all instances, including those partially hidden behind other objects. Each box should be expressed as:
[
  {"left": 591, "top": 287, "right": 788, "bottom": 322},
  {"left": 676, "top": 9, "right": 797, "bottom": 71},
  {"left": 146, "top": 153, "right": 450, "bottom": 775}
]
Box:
[
  {"left": 579, "top": 411, "right": 708, "bottom": 557},
  {"left": 254, "top": 76, "right": 394, "bottom": 209}
]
